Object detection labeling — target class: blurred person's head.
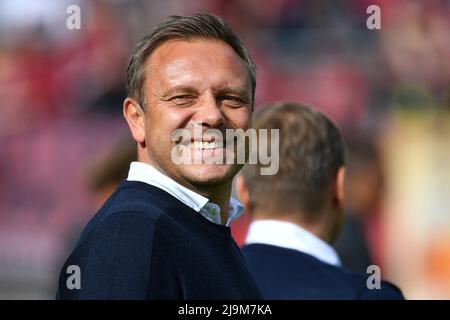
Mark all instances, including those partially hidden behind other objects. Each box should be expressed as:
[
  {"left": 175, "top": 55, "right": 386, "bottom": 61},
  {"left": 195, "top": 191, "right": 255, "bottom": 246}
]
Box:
[
  {"left": 89, "top": 140, "right": 137, "bottom": 209},
  {"left": 123, "top": 13, "right": 256, "bottom": 203},
  {"left": 344, "top": 136, "right": 384, "bottom": 217},
  {"left": 236, "top": 102, "right": 346, "bottom": 243}
]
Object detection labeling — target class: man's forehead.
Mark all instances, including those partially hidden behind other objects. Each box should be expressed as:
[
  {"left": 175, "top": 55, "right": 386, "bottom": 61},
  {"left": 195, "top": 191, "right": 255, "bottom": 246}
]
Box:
[
  {"left": 148, "top": 38, "right": 241, "bottom": 65},
  {"left": 145, "top": 39, "right": 251, "bottom": 89}
]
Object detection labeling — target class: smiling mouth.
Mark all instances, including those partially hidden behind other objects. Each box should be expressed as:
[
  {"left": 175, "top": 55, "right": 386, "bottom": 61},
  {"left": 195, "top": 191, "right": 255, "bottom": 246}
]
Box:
[
  {"left": 187, "top": 141, "right": 224, "bottom": 150},
  {"left": 177, "top": 138, "right": 226, "bottom": 150}
]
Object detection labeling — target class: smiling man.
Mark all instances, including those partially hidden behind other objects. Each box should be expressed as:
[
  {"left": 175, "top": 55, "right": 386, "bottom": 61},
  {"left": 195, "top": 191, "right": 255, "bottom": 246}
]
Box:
[{"left": 56, "top": 13, "right": 261, "bottom": 299}]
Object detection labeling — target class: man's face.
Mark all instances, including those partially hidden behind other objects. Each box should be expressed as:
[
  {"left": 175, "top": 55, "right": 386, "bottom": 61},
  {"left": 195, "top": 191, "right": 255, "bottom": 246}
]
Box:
[{"left": 142, "top": 39, "right": 252, "bottom": 190}]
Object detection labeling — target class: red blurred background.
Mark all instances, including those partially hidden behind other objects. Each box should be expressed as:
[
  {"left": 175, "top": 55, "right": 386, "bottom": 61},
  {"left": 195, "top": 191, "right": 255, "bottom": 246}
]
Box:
[{"left": 0, "top": 0, "right": 449, "bottom": 299}]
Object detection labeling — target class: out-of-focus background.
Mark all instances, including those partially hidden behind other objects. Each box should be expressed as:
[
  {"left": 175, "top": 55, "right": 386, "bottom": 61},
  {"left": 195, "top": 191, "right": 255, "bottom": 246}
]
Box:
[{"left": 0, "top": 0, "right": 449, "bottom": 299}]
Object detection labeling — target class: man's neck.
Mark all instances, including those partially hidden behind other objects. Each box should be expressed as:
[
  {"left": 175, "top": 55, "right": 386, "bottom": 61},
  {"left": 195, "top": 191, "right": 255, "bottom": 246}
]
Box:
[{"left": 251, "top": 211, "right": 333, "bottom": 244}]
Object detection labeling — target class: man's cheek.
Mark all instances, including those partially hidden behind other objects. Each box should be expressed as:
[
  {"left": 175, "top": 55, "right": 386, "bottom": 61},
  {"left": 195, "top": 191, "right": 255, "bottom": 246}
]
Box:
[
  {"left": 241, "top": 108, "right": 252, "bottom": 127},
  {"left": 240, "top": 118, "right": 251, "bottom": 130}
]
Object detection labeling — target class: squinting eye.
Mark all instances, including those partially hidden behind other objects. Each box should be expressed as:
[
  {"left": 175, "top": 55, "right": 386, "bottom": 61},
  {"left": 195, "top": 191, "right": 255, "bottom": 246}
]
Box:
[
  {"left": 170, "top": 95, "right": 196, "bottom": 105},
  {"left": 221, "top": 96, "right": 246, "bottom": 107}
]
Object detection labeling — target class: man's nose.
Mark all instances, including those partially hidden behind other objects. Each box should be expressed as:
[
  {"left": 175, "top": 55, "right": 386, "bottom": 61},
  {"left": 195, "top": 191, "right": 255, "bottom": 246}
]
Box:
[{"left": 193, "top": 94, "right": 224, "bottom": 128}]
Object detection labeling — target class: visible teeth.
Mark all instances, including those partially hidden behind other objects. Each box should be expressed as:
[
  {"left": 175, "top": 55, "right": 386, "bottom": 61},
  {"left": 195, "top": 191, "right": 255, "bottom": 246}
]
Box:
[{"left": 190, "top": 141, "right": 219, "bottom": 149}]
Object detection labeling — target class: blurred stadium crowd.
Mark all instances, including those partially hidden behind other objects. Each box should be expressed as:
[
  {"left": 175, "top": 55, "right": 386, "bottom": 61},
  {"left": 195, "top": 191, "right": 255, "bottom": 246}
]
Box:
[{"left": 0, "top": 0, "right": 449, "bottom": 299}]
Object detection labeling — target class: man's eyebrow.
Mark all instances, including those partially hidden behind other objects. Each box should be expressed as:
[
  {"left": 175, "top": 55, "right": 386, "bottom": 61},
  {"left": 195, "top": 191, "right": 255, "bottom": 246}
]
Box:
[
  {"left": 215, "top": 87, "right": 251, "bottom": 99},
  {"left": 160, "top": 85, "right": 198, "bottom": 98}
]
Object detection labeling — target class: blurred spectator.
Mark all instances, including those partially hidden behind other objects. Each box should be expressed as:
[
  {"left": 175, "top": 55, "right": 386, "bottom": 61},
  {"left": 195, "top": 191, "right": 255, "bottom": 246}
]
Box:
[
  {"left": 332, "top": 136, "right": 384, "bottom": 273},
  {"left": 88, "top": 138, "right": 136, "bottom": 210}
]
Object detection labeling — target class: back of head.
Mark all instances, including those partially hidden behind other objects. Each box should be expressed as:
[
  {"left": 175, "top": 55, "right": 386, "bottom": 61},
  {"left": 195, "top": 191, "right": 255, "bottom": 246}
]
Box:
[{"left": 242, "top": 102, "right": 346, "bottom": 223}]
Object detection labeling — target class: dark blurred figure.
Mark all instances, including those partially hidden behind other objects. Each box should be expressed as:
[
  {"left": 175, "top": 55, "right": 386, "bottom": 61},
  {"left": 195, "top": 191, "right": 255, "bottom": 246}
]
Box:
[
  {"left": 332, "top": 136, "right": 384, "bottom": 273},
  {"left": 88, "top": 139, "right": 137, "bottom": 209},
  {"left": 237, "top": 102, "right": 404, "bottom": 299}
]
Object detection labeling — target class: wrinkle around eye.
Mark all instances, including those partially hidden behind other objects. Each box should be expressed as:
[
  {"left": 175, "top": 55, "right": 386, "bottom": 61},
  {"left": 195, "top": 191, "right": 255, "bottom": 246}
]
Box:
[
  {"left": 220, "top": 96, "right": 249, "bottom": 108},
  {"left": 170, "top": 95, "right": 197, "bottom": 106}
]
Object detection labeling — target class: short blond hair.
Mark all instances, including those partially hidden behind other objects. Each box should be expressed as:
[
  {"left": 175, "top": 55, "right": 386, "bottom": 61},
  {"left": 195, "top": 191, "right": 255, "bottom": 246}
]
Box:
[{"left": 242, "top": 102, "right": 346, "bottom": 219}]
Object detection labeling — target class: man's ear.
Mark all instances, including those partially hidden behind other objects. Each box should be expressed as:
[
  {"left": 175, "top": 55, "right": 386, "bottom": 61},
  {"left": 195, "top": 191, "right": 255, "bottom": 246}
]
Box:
[
  {"left": 334, "top": 166, "right": 346, "bottom": 211},
  {"left": 235, "top": 174, "right": 250, "bottom": 209},
  {"left": 123, "top": 98, "right": 145, "bottom": 143}
]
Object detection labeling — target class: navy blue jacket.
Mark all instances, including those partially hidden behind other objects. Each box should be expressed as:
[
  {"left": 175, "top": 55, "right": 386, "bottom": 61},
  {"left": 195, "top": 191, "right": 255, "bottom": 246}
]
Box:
[
  {"left": 56, "top": 180, "right": 261, "bottom": 300},
  {"left": 242, "top": 243, "right": 404, "bottom": 300}
]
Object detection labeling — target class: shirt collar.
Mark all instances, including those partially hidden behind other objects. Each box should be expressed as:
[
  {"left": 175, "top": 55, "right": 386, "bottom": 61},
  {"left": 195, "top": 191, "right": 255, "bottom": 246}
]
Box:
[
  {"left": 126, "top": 161, "right": 243, "bottom": 226},
  {"left": 200, "top": 197, "right": 244, "bottom": 226},
  {"left": 245, "top": 220, "right": 342, "bottom": 266}
]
